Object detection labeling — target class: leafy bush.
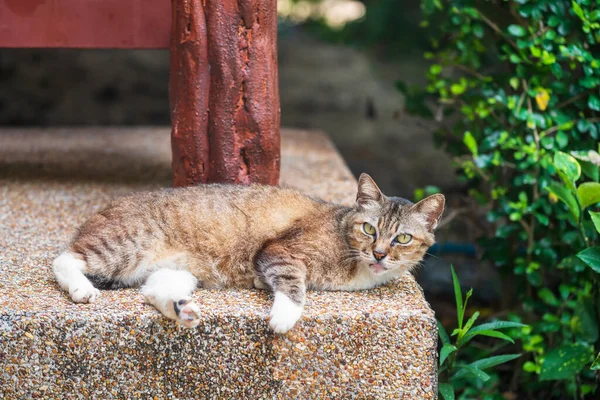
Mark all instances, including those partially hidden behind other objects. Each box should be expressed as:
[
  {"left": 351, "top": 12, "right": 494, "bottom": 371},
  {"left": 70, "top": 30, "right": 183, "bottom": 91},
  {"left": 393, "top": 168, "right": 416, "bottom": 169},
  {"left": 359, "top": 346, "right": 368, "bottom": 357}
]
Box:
[
  {"left": 438, "top": 266, "right": 524, "bottom": 400},
  {"left": 419, "top": 0, "right": 600, "bottom": 397}
]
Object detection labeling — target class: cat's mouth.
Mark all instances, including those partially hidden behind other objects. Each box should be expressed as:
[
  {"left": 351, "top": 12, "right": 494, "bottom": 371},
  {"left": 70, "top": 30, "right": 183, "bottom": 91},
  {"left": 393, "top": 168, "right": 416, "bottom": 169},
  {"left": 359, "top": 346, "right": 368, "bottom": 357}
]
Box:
[{"left": 369, "top": 263, "right": 388, "bottom": 274}]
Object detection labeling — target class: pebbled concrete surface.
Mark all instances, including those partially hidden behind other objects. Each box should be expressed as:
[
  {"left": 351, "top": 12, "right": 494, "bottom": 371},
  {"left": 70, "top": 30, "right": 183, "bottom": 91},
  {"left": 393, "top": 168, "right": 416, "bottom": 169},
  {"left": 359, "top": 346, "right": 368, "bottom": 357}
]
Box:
[{"left": 0, "top": 127, "right": 437, "bottom": 399}]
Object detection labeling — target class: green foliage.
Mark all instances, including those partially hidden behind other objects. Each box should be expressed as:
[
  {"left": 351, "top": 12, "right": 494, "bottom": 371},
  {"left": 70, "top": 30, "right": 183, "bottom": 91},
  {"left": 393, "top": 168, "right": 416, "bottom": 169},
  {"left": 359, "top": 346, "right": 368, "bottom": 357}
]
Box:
[
  {"left": 539, "top": 343, "right": 595, "bottom": 381},
  {"left": 418, "top": 0, "right": 600, "bottom": 397},
  {"left": 592, "top": 352, "right": 600, "bottom": 370},
  {"left": 438, "top": 266, "right": 524, "bottom": 399}
]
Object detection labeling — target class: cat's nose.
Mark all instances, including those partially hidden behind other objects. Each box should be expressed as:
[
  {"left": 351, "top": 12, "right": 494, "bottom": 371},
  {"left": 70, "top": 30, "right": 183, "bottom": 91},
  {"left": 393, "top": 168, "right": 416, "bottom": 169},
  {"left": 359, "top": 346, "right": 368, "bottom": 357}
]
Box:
[{"left": 373, "top": 250, "right": 386, "bottom": 261}]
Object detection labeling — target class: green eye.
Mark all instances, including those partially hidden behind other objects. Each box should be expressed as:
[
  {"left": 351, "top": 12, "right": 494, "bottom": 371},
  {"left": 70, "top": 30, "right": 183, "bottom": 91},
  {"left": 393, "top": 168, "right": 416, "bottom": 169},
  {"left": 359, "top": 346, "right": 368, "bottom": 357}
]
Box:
[
  {"left": 363, "top": 222, "right": 376, "bottom": 236},
  {"left": 395, "top": 233, "right": 413, "bottom": 244}
]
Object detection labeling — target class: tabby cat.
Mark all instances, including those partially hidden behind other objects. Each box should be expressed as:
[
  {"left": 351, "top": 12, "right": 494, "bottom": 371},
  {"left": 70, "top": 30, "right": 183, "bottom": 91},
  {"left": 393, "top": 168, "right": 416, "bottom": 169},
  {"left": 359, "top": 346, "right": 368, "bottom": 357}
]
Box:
[{"left": 53, "top": 174, "right": 444, "bottom": 333}]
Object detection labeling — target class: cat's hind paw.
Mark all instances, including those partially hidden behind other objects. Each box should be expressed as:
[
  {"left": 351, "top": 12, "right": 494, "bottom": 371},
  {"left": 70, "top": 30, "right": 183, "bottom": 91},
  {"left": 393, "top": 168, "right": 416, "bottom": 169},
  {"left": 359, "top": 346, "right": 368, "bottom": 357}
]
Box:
[{"left": 174, "top": 298, "right": 201, "bottom": 328}]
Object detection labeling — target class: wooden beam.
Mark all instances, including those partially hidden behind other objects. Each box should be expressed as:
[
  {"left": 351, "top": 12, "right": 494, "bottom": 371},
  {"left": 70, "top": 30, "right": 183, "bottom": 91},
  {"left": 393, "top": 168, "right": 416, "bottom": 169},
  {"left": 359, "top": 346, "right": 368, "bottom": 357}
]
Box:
[{"left": 0, "top": 0, "right": 170, "bottom": 48}]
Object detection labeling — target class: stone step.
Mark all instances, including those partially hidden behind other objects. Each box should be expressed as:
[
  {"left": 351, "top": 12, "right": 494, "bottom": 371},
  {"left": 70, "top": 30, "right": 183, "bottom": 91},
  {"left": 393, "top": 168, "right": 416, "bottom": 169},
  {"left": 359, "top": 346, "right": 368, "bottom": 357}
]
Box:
[{"left": 0, "top": 127, "right": 437, "bottom": 399}]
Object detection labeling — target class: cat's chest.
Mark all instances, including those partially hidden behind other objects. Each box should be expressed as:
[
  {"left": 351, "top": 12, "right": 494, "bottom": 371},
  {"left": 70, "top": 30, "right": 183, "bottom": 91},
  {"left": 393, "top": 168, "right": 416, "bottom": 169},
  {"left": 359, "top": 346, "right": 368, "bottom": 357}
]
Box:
[{"left": 336, "top": 266, "right": 401, "bottom": 291}]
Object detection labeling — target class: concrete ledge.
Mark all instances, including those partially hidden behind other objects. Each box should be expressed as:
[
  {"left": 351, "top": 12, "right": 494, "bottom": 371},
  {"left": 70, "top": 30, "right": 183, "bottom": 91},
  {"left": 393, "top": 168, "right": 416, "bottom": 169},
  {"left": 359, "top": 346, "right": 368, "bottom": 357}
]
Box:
[{"left": 0, "top": 127, "right": 437, "bottom": 399}]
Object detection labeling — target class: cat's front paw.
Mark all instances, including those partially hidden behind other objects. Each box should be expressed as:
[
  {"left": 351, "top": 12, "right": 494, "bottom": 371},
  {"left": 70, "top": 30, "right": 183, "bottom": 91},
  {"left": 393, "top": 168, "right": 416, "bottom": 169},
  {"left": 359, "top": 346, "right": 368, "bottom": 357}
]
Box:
[
  {"left": 269, "top": 292, "right": 303, "bottom": 334},
  {"left": 70, "top": 282, "right": 100, "bottom": 303},
  {"left": 174, "top": 298, "right": 201, "bottom": 328}
]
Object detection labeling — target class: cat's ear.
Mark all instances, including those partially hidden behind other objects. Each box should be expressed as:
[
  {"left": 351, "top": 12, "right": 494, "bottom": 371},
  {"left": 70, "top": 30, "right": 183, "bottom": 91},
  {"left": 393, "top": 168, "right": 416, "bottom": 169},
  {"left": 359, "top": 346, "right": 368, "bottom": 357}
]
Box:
[
  {"left": 356, "top": 173, "right": 384, "bottom": 208},
  {"left": 411, "top": 193, "right": 445, "bottom": 231}
]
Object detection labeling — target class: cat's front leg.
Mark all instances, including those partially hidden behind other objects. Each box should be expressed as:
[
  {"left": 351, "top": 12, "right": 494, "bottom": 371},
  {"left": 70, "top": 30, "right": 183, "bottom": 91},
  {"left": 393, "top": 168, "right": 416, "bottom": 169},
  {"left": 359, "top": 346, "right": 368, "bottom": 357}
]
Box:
[
  {"left": 269, "top": 284, "right": 305, "bottom": 334},
  {"left": 256, "top": 248, "right": 307, "bottom": 334}
]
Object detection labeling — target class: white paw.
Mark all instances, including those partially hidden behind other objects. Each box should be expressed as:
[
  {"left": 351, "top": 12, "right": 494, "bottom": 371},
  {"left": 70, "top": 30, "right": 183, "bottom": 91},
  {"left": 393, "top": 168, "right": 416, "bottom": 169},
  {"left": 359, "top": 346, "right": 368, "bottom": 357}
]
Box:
[
  {"left": 70, "top": 282, "right": 100, "bottom": 303},
  {"left": 175, "top": 298, "right": 201, "bottom": 328},
  {"left": 269, "top": 292, "right": 303, "bottom": 334}
]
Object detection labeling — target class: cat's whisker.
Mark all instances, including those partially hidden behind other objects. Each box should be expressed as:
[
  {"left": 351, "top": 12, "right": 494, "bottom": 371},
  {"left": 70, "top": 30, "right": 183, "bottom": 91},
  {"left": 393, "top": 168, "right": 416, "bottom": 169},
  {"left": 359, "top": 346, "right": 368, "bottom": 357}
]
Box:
[
  {"left": 339, "top": 254, "right": 360, "bottom": 267},
  {"left": 425, "top": 251, "right": 443, "bottom": 261}
]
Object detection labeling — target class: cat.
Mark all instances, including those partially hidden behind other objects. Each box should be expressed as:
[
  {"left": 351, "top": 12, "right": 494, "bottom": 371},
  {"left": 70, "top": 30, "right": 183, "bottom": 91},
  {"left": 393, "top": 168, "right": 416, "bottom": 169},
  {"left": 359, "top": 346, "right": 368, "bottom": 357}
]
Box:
[{"left": 53, "top": 173, "right": 444, "bottom": 334}]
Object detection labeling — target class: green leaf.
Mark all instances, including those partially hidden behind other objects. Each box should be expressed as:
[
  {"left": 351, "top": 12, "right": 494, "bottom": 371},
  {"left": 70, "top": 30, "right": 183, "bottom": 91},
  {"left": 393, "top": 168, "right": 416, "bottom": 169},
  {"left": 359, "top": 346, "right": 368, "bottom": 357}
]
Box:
[
  {"left": 573, "top": 298, "right": 599, "bottom": 343},
  {"left": 508, "top": 24, "right": 527, "bottom": 37},
  {"left": 464, "top": 288, "right": 473, "bottom": 311},
  {"left": 546, "top": 27, "right": 558, "bottom": 39},
  {"left": 451, "top": 83, "right": 466, "bottom": 95},
  {"left": 582, "top": 384, "right": 595, "bottom": 396},
  {"left": 545, "top": 183, "right": 580, "bottom": 221},
  {"left": 530, "top": 46, "right": 541, "bottom": 58},
  {"left": 439, "top": 383, "right": 455, "bottom": 400},
  {"left": 523, "top": 361, "right": 538, "bottom": 373},
  {"left": 469, "top": 354, "right": 521, "bottom": 370},
  {"left": 554, "top": 151, "right": 581, "bottom": 182},
  {"left": 557, "top": 121, "right": 575, "bottom": 131},
  {"left": 577, "top": 182, "right": 600, "bottom": 209},
  {"left": 453, "top": 365, "right": 491, "bottom": 382},
  {"left": 540, "top": 343, "right": 594, "bottom": 381},
  {"left": 535, "top": 213, "right": 550, "bottom": 226},
  {"left": 572, "top": 1, "right": 585, "bottom": 21},
  {"left": 538, "top": 288, "right": 560, "bottom": 306},
  {"left": 430, "top": 64, "right": 443, "bottom": 75},
  {"left": 541, "top": 51, "right": 556, "bottom": 65},
  {"left": 528, "top": 113, "right": 546, "bottom": 129},
  {"left": 451, "top": 266, "right": 464, "bottom": 329},
  {"left": 577, "top": 247, "right": 600, "bottom": 273},
  {"left": 459, "top": 329, "right": 515, "bottom": 347},
  {"left": 541, "top": 136, "right": 554, "bottom": 149},
  {"left": 463, "top": 131, "right": 478, "bottom": 157},
  {"left": 589, "top": 211, "right": 600, "bottom": 234},
  {"left": 591, "top": 353, "right": 600, "bottom": 371},
  {"left": 580, "top": 77, "right": 600, "bottom": 89},
  {"left": 509, "top": 77, "right": 519, "bottom": 90},
  {"left": 557, "top": 169, "right": 578, "bottom": 195},
  {"left": 437, "top": 319, "right": 451, "bottom": 345},
  {"left": 559, "top": 284, "right": 571, "bottom": 300},
  {"left": 467, "top": 321, "right": 527, "bottom": 334},
  {"left": 589, "top": 94, "right": 600, "bottom": 112},
  {"left": 579, "top": 160, "right": 599, "bottom": 182},
  {"left": 461, "top": 7, "right": 479, "bottom": 19},
  {"left": 571, "top": 150, "right": 593, "bottom": 162},
  {"left": 440, "top": 343, "right": 457, "bottom": 367},
  {"left": 555, "top": 132, "right": 569, "bottom": 149},
  {"left": 461, "top": 311, "right": 480, "bottom": 336}
]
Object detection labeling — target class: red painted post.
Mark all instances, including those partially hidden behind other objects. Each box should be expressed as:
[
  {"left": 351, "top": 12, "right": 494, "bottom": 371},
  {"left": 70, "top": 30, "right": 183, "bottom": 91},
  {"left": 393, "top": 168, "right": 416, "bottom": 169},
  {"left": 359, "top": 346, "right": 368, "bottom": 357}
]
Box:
[
  {"left": 170, "top": 0, "right": 281, "bottom": 187},
  {"left": 169, "top": 0, "right": 211, "bottom": 186},
  {"left": 204, "top": 0, "right": 280, "bottom": 185}
]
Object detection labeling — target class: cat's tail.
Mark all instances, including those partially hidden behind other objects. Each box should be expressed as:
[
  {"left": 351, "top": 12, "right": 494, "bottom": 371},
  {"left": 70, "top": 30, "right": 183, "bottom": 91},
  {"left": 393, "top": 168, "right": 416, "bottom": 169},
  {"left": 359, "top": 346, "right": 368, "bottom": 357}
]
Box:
[{"left": 53, "top": 251, "right": 101, "bottom": 303}]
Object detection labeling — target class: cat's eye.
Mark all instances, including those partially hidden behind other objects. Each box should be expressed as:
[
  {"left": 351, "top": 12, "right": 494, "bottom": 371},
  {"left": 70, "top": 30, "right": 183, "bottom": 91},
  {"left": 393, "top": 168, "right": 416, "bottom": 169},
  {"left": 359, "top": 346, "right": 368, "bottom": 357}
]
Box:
[
  {"left": 363, "top": 222, "right": 376, "bottom": 236},
  {"left": 395, "top": 233, "right": 413, "bottom": 244}
]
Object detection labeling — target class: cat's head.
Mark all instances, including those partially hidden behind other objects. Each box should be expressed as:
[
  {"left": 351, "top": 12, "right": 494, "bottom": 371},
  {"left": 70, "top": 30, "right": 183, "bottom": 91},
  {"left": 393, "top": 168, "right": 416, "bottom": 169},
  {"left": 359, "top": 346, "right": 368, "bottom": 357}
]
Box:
[{"left": 346, "top": 173, "right": 445, "bottom": 276}]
